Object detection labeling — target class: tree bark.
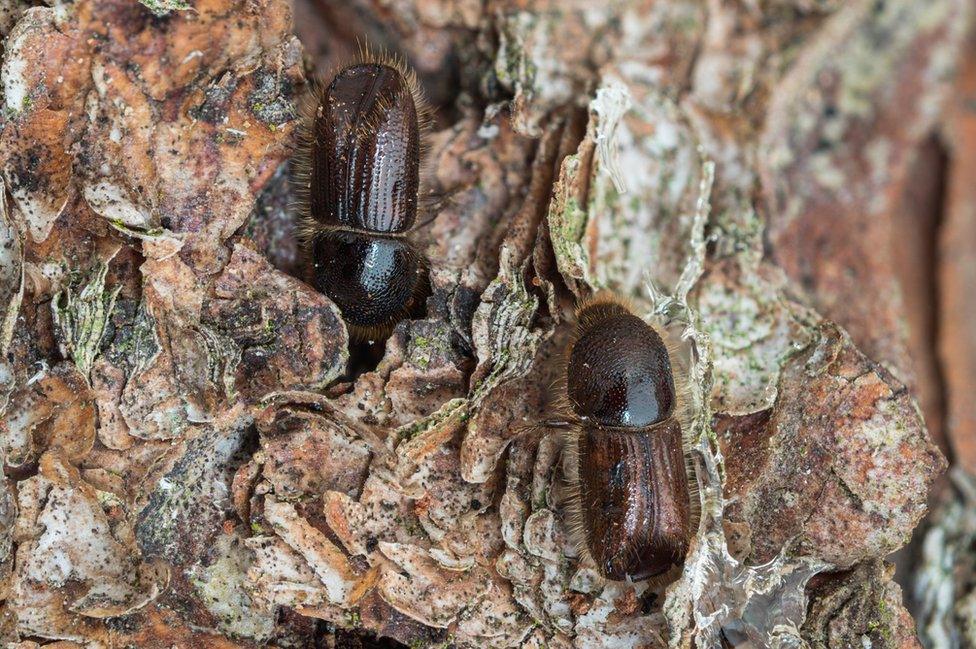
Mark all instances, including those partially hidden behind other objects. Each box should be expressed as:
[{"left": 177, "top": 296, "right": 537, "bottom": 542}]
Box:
[{"left": 0, "top": 0, "right": 972, "bottom": 647}]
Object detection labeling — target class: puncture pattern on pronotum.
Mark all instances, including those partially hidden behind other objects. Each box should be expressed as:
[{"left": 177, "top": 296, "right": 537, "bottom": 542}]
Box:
[
  {"left": 550, "top": 293, "right": 697, "bottom": 582},
  {"left": 294, "top": 47, "right": 433, "bottom": 340}
]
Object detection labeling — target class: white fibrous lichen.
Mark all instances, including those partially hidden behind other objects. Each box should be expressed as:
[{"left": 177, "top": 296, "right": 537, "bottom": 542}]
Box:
[
  {"left": 0, "top": 180, "right": 23, "bottom": 356},
  {"left": 914, "top": 469, "right": 976, "bottom": 648},
  {"left": 52, "top": 255, "right": 123, "bottom": 378},
  {"left": 591, "top": 80, "right": 633, "bottom": 195},
  {"left": 669, "top": 443, "right": 827, "bottom": 648},
  {"left": 548, "top": 75, "right": 709, "bottom": 301},
  {"left": 645, "top": 158, "right": 827, "bottom": 648}
]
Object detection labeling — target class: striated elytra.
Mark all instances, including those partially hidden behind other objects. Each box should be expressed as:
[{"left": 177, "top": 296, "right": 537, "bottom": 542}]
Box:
[
  {"left": 563, "top": 295, "right": 693, "bottom": 582},
  {"left": 310, "top": 63, "right": 420, "bottom": 233},
  {"left": 297, "top": 58, "right": 430, "bottom": 339}
]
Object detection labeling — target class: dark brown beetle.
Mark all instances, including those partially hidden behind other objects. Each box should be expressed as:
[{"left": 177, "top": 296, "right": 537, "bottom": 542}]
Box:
[
  {"left": 557, "top": 294, "right": 695, "bottom": 582},
  {"left": 296, "top": 53, "right": 432, "bottom": 340}
]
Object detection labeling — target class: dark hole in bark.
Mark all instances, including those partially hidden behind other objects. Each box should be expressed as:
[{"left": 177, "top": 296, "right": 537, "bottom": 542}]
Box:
[{"left": 890, "top": 133, "right": 950, "bottom": 614}]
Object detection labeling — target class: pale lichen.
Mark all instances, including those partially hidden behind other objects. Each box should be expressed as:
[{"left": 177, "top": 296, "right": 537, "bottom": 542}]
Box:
[
  {"left": 649, "top": 155, "right": 828, "bottom": 648},
  {"left": 51, "top": 256, "right": 122, "bottom": 379},
  {"left": 0, "top": 179, "right": 23, "bottom": 356},
  {"left": 189, "top": 531, "right": 276, "bottom": 642},
  {"left": 137, "top": 0, "right": 191, "bottom": 17},
  {"left": 548, "top": 75, "right": 709, "bottom": 301},
  {"left": 914, "top": 469, "right": 976, "bottom": 648}
]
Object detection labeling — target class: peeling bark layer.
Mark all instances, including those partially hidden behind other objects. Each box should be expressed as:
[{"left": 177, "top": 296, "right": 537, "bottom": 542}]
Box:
[{"left": 0, "top": 0, "right": 971, "bottom": 647}]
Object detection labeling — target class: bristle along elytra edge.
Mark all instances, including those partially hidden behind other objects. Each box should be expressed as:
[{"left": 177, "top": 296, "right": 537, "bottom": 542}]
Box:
[
  {"left": 291, "top": 40, "right": 435, "bottom": 246},
  {"left": 354, "top": 38, "right": 434, "bottom": 140},
  {"left": 571, "top": 290, "right": 636, "bottom": 342},
  {"left": 560, "top": 424, "right": 600, "bottom": 574},
  {"left": 561, "top": 290, "right": 703, "bottom": 561},
  {"left": 566, "top": 290, "right": 696, "bottom": 439}
]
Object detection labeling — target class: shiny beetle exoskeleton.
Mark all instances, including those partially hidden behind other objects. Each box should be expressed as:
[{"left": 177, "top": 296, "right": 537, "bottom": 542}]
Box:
[
  {"left": 296, "top": 54, "right": 432, "bottom": 340},
  {"left": 561, "top": 294, "right": 695, "bottom": 582}
]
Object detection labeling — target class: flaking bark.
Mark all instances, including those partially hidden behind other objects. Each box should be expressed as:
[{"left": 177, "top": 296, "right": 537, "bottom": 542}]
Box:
[{"left": 0, "top": 0, "right": 972, "bottom": 647}]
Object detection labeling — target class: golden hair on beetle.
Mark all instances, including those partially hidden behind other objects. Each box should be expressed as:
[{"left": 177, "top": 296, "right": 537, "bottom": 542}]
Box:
[
  {"left": 293, "top": 42, "right": 434, "bottom": 243},
  {"left": 292, "top": 43, "right": 435, "bottom": 340},
  {"left": 555, "top": 291, "right": 699, "bottom": 583}
]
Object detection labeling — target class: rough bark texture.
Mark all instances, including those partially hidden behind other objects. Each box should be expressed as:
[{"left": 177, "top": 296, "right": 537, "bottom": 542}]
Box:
[{"left": 0, "top": 0, "right": 972, "bottom": 647}]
